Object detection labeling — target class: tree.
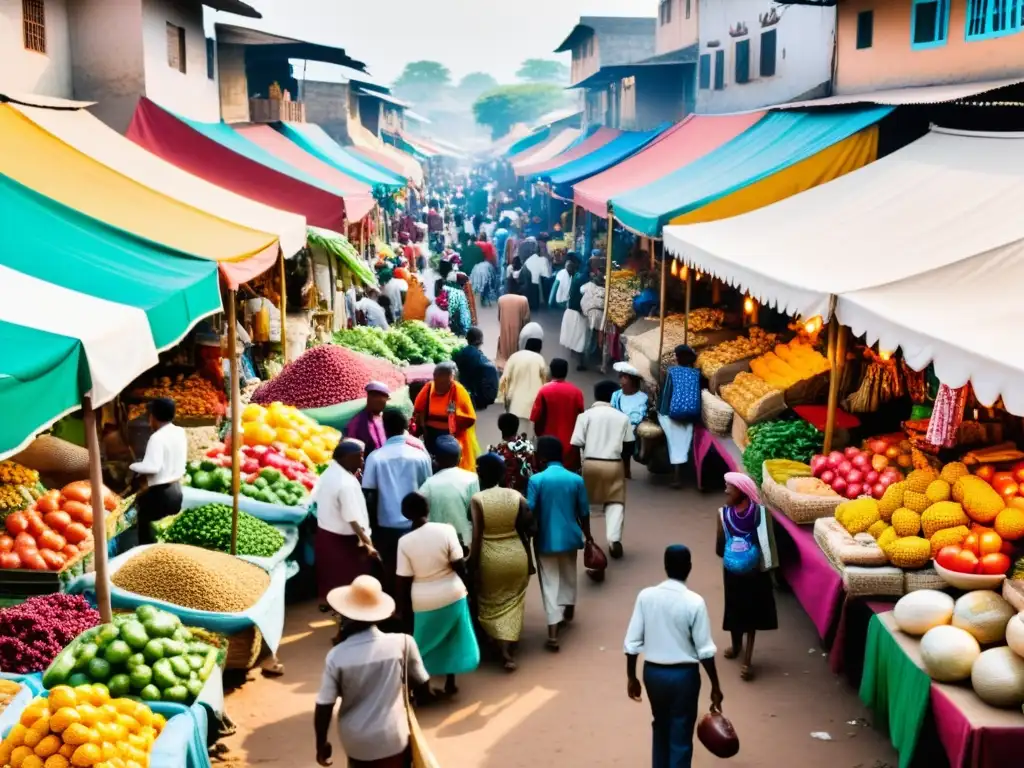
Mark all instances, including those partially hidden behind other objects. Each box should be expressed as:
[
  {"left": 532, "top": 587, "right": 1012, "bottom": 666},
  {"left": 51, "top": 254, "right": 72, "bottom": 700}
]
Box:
[
  {"left": 517, "top": 59, "right": 569, "bottom": 83},
  {"left": 458, "top": 72, "right": 499, "bottom": 98},
  {"left": 473, "top": 84, "right": 566, "bottom": 139},
  {"left": 393, "top": 61, "right": 452, "bottom": 99}
]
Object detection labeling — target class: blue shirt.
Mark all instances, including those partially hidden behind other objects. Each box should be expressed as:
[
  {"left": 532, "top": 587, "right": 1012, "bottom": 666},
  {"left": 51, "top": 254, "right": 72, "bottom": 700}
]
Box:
[
  {"left": 527, "top": 463, "right": 589, "bottom": 555},
  {"left": 362, "top": 436, "right": 433, "bottom": 530}
]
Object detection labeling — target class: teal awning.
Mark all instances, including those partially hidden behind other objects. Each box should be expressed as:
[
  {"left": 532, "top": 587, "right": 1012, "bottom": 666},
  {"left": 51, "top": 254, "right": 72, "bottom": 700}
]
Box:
[{"left": 275, "top": 122, "right": 404, "bottom": 189}]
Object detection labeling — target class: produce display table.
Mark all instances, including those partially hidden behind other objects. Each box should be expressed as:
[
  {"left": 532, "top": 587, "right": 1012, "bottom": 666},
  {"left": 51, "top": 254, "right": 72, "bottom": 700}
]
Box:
[
  {"left": 693, "top": 425, "right": 743, "bottom": 490},
  {"left": 860, "top": 611, "right": 1024, "bottom": 768}
]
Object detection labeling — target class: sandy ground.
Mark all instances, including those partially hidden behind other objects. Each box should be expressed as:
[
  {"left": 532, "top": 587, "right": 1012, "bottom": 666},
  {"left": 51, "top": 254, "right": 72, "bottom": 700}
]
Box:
[{"left": 219, "top": 304, "right": 898, "bottom": 767}]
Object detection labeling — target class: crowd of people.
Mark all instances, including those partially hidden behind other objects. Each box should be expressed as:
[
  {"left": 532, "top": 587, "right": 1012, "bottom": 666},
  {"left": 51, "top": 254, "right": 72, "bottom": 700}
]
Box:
[{"left": 311, "top": 170, "right": 776, "bottom": 768}]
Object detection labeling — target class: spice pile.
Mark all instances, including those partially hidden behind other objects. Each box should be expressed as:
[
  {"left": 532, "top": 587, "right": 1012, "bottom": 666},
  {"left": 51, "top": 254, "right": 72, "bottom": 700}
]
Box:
[
  {"left": 0, "top": 594, "right": 101, "bottom": 673},
  {"left": 607, "top": 270, "right": 640, "bottom": 328},
  {"left": 252, "top": 345, "right": 405, "bottom": 408},
  {"left": 162, "top": 503, "right": 285, "bottom": 558},
  {"left": 112, "top": 544, "right": 271, "bottom": 613},
  {"left": 128, "top": 372, "right": 226, "bottom": 420}
]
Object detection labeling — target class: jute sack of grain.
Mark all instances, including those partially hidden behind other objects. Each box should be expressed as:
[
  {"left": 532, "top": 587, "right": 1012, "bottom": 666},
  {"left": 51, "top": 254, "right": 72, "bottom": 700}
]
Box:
[
  {"left": 701, "top": 390, "right": 733, "bottom": 436},
  {"left": 12, "top": 435, "right": 90, "bottom": 486},
  {"left": 843, "top": 565, "right": 905, "bottom": 599}
]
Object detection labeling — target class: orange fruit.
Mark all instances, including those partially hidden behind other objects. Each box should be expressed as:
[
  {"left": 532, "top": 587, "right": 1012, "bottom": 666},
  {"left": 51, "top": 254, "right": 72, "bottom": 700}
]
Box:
[
  {"left": 61, "top": 723, "right": 92, "bottom": 746},
  {"left": 11, "top": 745, "right": 35, "bottom": 768},
  {"left": 48, "top": 687, "right": 78, "bottom": 711},
  {"left": 995, "top": 506, "right": 1024, "bottom": 541},
  {"left": 70, "top": 743, "right": 101, "bottom": 767},
  {"left": 33, "top": 734, "right": 62, "bottom": 758},
  {"left": 43, "top": 755, "right": 70, "bottom": 768}
]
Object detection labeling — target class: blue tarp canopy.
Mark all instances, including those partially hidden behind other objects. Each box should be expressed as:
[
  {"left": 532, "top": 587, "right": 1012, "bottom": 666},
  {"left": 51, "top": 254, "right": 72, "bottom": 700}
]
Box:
[
  {"left": 609, "top": 107, "right": 894, "bottom": 236},
  {"left": 275, "top": 122, "right": 405, "bottom": 189},
  {"left": 548, "top": 123, "right": 669, "bottom": 190}
]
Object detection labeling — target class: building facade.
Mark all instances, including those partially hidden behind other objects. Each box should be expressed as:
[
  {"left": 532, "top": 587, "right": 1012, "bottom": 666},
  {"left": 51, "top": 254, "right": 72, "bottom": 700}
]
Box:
[
  {"left": 656, "top": 0, "right": 698, "bottom": 55},
  {"left": 0, "top": 0, "right": 72, "bottom": 98},
  {"left": 834, "top": 0, "right": 1024, "bottom": 93},
  {"left": 696, "top": 0, "right": 835, "bottom": 113}
]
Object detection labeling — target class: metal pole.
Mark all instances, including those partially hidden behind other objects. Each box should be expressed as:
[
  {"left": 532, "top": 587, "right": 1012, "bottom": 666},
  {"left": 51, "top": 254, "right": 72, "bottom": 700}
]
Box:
[
  {"left": 824, "top": 317, "right": 846, "bottom": 454},
  {"left": 601, "top": 213, "right": 615, "bottom": 373},
  {"left": 683, "top": 269, "right": 693, "bottom": 347},
  {"left": 227, "top": 294, "right": 240, "bottom": 556},
  {"left": 278, "top": 250, "right": 288, "bottom": 363},
  {"left": 657, "top": 249, "right": 668, "bottom": 386},
  {"left": 83, "top": 398, "right": 111, "bottom": 623}
]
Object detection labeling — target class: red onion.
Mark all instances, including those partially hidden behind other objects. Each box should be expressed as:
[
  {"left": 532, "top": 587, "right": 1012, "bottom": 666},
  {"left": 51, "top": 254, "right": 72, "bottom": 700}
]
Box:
[{"left": 0, "top": 594, "right": 101, "bottom": 673}]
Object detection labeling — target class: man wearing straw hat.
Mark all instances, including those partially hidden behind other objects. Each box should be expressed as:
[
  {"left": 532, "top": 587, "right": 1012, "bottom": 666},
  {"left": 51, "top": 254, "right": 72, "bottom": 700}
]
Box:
[{"left": 315, "top": 575, "right": 434, "bottom": 768}]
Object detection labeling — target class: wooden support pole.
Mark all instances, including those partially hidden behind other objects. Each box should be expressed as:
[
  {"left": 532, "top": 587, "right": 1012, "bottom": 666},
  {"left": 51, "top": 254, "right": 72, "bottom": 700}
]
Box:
[
  {"left": 83, "top": 399, "right": 111, "bottom": 623},
  {"left": 278, "top": 250, "right": 288, "bottom": 363},
  {"left": 657, "top": 251, "right": 668, "bottom": 385},
  {"left": 601, "top": 214, "right": 615, "bottom": 373},
  {"left": 823, "top": 316, "right": 847, "bottom": 454},
  {"left": 683, "top": 268, "right": 693, "bottom": 347},
  {"left": 227, "top": 293, "right": 240, "bottom": 556},
  {"left": 571, "top": 205, "right": 578, "bottom": 245},
  {"left": 711, "top": 278, "right": 721, "bottom": 305}
]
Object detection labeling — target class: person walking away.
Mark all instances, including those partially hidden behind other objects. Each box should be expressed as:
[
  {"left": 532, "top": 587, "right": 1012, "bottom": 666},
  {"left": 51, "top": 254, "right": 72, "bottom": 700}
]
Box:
[
  {"left": 412, "top": 362, "right": 479, "bottom": 470},
  {"left": 379, "top": 269, "right": 408, "bottom": 322},
  {"left": 357, "top": 288, "right": 390, "bottom": 330},
  {"left": 345, "top": 382, "right": 392, "bottom": 456},
  {"left": 476, "top": 231, "right": 497, "bottom": 266},
  {"left": 531, "top": 359, "right": 585, "bottom": 471},
  {"left": 452, "top": 327, "right": 499, "bottom": 410},
  {"left": 495, "top": 281, "right": 530, "bottom": 371},
  {"left": 130, "top": 398, "right": 187, "bottom": 545},
  {"left": 558, "top": 256, "right": 590, "bottom": 371},
  {"left": 549, "top": 256, "right": 574, "bottom": 309},
  {"left": 580, "top": 272, "right": 607, "bottom": 363},
  {"left": 419, "top": 436, "right": 479, "bottom": 549},
  {"left": 312, "top": 439, "right": 379, "bottom": 617},
  {"left": 518, "top": 321, "right": 544, "bottom": 352},
  {"left": 659, "top": 345, "right": 702, "bottom": 488},
  {"left": 469, "top": 259, "right": 495, "bottom": 308},
  {"left": 470, "top": 454, "right": 532, "bottom": 671},
  {"left": 523, "top": 240, "right": 551, "bottom": 311},
  {"left": 624, "top": 545, "right": 724, "bottom": 768},
  {"left": 458, "top": 272, "right": 479, "bottom": 328},
  {"left": 362, "top": 410, "right": 433, "bottom": 596},
  {"left": 572, "top": 381, "right": 631, "bottom": 560},
  {"left": 498, "top": 337, "right": 548, "bottom": 435},
  {"left": 528, "top": 437, "right": 592, "bottom": 652},
  {"left": 717, "top": 472, "right": 778, "bottom": 681},
  {"left": 396, "top": 493, "right": 480, "bottom": 696},
  {"left": 612, "top": 363, "right": 650, "bottom": 480},
  {"left": 314, "top": 575, "right": 435, "bottom": 768},
  {"left": 488, "top": 414, "right": 537, "bottom": 496}
]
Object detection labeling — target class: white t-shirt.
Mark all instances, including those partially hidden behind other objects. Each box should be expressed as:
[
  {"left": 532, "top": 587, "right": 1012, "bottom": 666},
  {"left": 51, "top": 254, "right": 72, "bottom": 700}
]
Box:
[
  {"left": 311, "top": 462, "right": 371, "bottom": 537},
  {"left": 357, "top": 297, "right": 390, "bottom": 329},
  {"left": 571, "top": 402, "right": 632, "bottom": 461},
  {"left": 396, "top": 522, "right": 467, "bottom": 612},
  {"left": 129, "top": 423, "right": 187, "bottom": 487},
  {"left": 524, "top": 254, "right": 552, "bottom": 285},
  {"left": 381, "top": 279, "right": 408, "bottom": 316}
]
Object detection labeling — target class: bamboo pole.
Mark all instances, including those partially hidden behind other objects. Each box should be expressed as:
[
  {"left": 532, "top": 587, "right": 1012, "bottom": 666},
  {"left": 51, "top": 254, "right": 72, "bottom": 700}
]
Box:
[
  {"left": 683, "top": 268, "right": 693, "bottom": 346},
  {"left": 571, "top": 205, "right": 578, "bottom": 246},
  {"left": 601, "top": 214, "right": 615, "bottom": 373},
  {"left": 278, "top": 250, "right": 288, "bottom": 364},
  {"left": 227, "top": 294, "right": 240, "bottom": 556},
  {"left": 83, "top": 399, "right": 111, "bottom": 623},
  {"left": 648, "top": 238, "right": 655, "bottom": 270},
  {"left": 657, "top": 250, "right": 668, "bottom": 386},
  {"left": 823, "top": 317, "right": 847, "bottom": 454}
]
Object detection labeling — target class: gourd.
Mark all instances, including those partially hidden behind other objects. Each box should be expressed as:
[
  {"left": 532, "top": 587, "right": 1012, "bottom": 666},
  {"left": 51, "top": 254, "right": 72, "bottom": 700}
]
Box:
[
  {"left": 952, "top": 590, "right": 1016, "bottom": 645},
  {"left": 971, "top": 647, "right": 1024, "bottom": 708},
  {"left": 920, "top": 625, "right": 980, "bottom": 682},
  {"left": 893, "top": 590, "right": 954, "bottom": 636},
  {"left": 1006, "top": 614, "right": 1024, "bottom": 659}
]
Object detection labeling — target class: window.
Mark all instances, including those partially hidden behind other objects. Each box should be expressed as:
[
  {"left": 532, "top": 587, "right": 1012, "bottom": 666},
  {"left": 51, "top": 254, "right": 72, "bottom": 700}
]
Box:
[
  {"left": 966, "top": 0, "right": 1023, "bottom": 40},
  {"left": 912, "top": 0, "right": 949, "bottom": 47},
  {"left": 167, "top": 23, "right": 186, "bottom": 73},
  {"left": 206, "top": 37, "right": 215, "bottom": 80},
  {"left": 698, "top": 53, "right": 711, "bottom": 89},
  {"left": 734, "top": 39, "right": 750, "bottom": 84},
  {"left": 856, "top": 10, "right": 874, "bottom": 49},
  {"left": 714, "top": 50, "right": 725, "bottom": 90},
  {"left": 760, "top": 29, "right": 777, "bottom": 77},
  {"left": 686, "top": 0, "right": 691, "bottom": 19},
  {"left": 660, "top": 0, "right": 673, "bottom": 25},
  {"left": 22, "top": 0, "right": 46, "bottom": 54}
]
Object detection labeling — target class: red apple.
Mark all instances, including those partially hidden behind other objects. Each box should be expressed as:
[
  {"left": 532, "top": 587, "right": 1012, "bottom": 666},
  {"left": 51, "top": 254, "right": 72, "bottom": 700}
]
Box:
[
  {"left": 846, "top": 469, "right": 864, "bottom": 485},
  {"left": 979, "top": 553, "right": 1011, "bottom": 576},
  {"left": 845, "top": 483, "right": 863, "bottom": 499},
  {"left": 864, "top": 470, "right": 880, "bottom": 485},
  {"left": 871, "top": 483, "right": 886, "bottom": 499},
  {"left": 820, "top": 470, "right": 835, "bottom": 485},
  {"left": 935, "top": 545, "right": 963, "bottom": 572},
  {"left": 844, "top": 446, "right": 862, "bottom": 459},
  {"left": 952, "top": 549, "right": 980, "bottom": 574},
  {"left": 832, "top": 477, "right": 848, "bottom": 493}
]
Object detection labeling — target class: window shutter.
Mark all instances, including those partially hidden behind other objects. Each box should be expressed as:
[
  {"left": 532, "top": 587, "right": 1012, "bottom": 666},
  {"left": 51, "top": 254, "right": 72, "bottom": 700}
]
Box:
[
  {"left": 22, "top": 0, "right": 46, "bottom": 54},
  {"left": 760, "top": 30, "right": 777, "bottom": 77},
  {"left": 735, "top": 39, "right": 750, "bottom": 84},
  {"left": 698, "top": 54, "right": 711, "bottom": 89},
  {"left": 714, "top": 50, "right": 725, "bottom": 90},
  {"left": 856, "top": 10, "right": 874, "bottom": 49}
]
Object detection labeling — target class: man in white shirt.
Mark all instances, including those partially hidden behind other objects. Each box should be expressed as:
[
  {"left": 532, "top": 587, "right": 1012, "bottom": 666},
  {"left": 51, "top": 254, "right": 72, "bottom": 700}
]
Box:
[
  {"left": 379, "top": 269, "right": 408, "bottom": 322},
  {"left": 571, "top": 381, "right": 632, "bottom": 559},
  {"left": 356, "top": 288, "right": 390, "bottom": 330},
  {"left": 624, "top": 545, "right": 724, "bottom": 768},
  {"left": 524, "top": 247, "right": 552, "bottom": 311},
  {"left": 130, "top": 398, "right": 187, "bottom": 544},
  {"left": 311, "top": 439, "right": 379, "bottom": 620}
]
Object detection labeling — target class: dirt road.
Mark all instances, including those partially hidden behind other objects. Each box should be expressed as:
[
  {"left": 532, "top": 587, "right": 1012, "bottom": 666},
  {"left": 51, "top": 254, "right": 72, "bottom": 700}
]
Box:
[{"left": 220, "top": 305, "right": 896, "bottom": 767}]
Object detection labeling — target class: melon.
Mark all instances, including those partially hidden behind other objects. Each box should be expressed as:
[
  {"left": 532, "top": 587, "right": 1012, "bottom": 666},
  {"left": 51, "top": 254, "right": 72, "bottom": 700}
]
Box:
[
  {"left": 951, "top": 590, "right": 1015, "bottom": 645},
  {"left": 920, "top": 625, "right": 981, "bottom": 682},
  {"left": 893, "top": 590, "right": 955, "bottom": 636},
  {"left": 971, "top": 647, "right": 1024, "bottom": 708},
  {"left": 1007, "top": 614, "right": 1024, "bottom": 658}
]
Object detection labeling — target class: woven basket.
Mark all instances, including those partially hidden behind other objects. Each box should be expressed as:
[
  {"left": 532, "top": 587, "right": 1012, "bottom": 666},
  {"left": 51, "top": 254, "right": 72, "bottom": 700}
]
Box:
[
  {"left": 741, "top": 389, "right": 787, "bottom": 425},
  {"left": 843, "top": 565, "right": 905, "bottom": 599},
  {"left": 731, "top": 414, "right": 750, "bottom": 451},
  {"left": 904, "top": 568, "right": 948, "bottom": 594},
  {"left": 761, "top": 466, "right": 842, "bottom": 525},
  {"left": 636, "top": 421, "right": 664, "bottom": 440},
  {"left": 226, "top": 625, "right": 264, "bottom": 670},
  {"left": 701, "top": 390, "right": 733, "bottom": 436},
  {"left": 812, "top": 517, "right": 887, "bottom": 566}
]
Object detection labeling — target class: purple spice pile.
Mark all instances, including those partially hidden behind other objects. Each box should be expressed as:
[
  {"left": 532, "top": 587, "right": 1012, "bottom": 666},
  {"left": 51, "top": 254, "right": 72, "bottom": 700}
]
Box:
[{"left": 0, "top": 593, "right": 100, "bottom": 673}]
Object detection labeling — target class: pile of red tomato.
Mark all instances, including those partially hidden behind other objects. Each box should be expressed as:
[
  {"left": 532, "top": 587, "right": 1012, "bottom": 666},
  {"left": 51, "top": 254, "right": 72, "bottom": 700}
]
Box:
[
  {"left": 974, "top": 463, "right": 1024, "bottom": 502},
  {"left": 936, "top": 528, "right": 1012, "bottom": 576},
  {"left": 0, "top": 482, "right": 114, "bottom": 571}
]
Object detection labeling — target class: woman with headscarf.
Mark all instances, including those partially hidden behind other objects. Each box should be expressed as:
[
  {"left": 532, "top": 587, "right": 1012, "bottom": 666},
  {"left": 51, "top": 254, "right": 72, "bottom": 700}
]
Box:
[
  {"left": 458, "top": 272, "right": 479, "bottom": 327},
  {"left": 717, "top": 472, "right": 779, "bottom": 681},
  {"left": 470, "top": 453, "right": 532, "bottom": 671},
  {"left": 413, "top": 362, "right": 479, "bottom": 471},
  {"left": 495, "top": 278, "right": 531, "bottom": 370}
]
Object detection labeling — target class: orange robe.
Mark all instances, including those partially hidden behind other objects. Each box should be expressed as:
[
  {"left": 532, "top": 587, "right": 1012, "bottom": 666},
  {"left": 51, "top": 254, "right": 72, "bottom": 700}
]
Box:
[
  {"left": 403, "top": 278, "right": 430, "bottom": 322},
  {"left": 413, "top": 381, "right": 480, "bottom": 471}
]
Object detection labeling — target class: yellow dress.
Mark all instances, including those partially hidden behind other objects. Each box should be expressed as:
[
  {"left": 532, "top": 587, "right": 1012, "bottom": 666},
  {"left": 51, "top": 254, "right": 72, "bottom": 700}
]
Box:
[{"left": 475, "top": 487, "right": 530, "bottom": 642}]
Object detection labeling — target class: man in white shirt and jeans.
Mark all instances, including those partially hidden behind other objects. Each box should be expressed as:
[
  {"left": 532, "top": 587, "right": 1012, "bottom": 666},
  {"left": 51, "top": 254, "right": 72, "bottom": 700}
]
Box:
[
  {"left": 625, "top": 544, "right": 724, "bottom": 768},
  {"left": 130, "top": 397, "right": 187, "bottom": 544}
]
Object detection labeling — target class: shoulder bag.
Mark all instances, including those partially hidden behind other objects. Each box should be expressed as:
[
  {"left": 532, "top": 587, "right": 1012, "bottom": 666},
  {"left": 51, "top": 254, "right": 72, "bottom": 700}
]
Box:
[
  {"left": 721, "top": 511, "right": 761, "bottom": 576},
  {"left": 403, "top": 637, "right": 440, "bottom": 768}
]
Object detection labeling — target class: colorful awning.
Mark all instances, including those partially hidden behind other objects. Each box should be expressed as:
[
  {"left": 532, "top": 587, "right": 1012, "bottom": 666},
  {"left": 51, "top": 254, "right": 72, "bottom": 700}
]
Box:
[
  {"left": 545, "top": 123, "right": 669, "bottom": 188},
  {"left": 233, "top": 124, "right": 376, "bottom": 220},
  {"left": 611, "top": 107, "right": 893, "bottom": 236},
  {"left": 573, "top": 113, "right": 763, "bottom": 219},
  {"left": 127, "top": 98, "right": 349, "bottom": 230},
  {"left": 516, "top": 127, "right": 619, "bottom": 178},
  {"left": 505, "top": 126, "right": 550, "bottom": 158},
  {"left": 0, "top": 104, "right": 280, "bottom": 289},
  {"left": 348, "top": 119, "right": 424, "bottom": 186},
  {"left": 509, "top": 128, "right": 582, "bottom": 171},
  {"left": 275, "top": 122, "right": 405, "bottom": 188},
  {"left": 11, "top": 101, "right": 307, "bottom": 260}
]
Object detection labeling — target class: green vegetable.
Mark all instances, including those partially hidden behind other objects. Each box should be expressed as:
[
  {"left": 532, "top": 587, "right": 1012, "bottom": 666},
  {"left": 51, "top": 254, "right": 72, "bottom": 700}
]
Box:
[
  {"left": 129, "top": 664, "right": 153, "bottom": 691},
  {"left": 144, "top": 612, "right": 179, "bottom": 639},
  {"left": 259, "top": 468, "right": 282, "bottom": 484},
  {"left": 169, "top": 655, "right": 192, "bottom": 678},
  {"left": 87, "top": 657, "right": 111, "bottom": 681},
  {"left": 191, "top": 471, "right": 215, "bottom": 491},
  {"left": 198, "top": 460, "right": 217, "bottom": 473},
  {"left": 185, "top": 678, "right": 205, "bottom": 699},
  {"left": 126, "top": 653, "right": 146, "bottom": 670},
  {"left": 143, "top": 639, "right": 165, "bottom": 663},
  {"left": 160, "top": 502, "right": 286, "bottom": 558},
  {"left": 163, "top": 684, "right": 190, "bottom": 704},
  {"left": 152, "top": 658, "right": 178, "bottom": 688},
  {"left": 139, "top": 684, "right": 162, "bottom": 701},
  {"left": 74, "top": 643, "right": 98, "bottom": 671},
  {"left": 120, "top": 621, "right": 149, "bottom": 651},
  {"left": 42, "top": 648, "right": 77, "bottom": 688},
  {"left": 108, "top": 673, "right": 131, "bottom": 698},
  {"left": 742, "top": 418, "right": 824, "bottom": 486},
  {"left": 102, "top": 640, "right": 132, "bottom": 666},
  {"left": 67, "top": 672, "right": 90, "bottom": 688}
]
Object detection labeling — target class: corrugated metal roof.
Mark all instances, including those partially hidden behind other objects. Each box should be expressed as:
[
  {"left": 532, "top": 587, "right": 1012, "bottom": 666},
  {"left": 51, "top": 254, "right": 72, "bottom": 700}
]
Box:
[
  {"left": 214, "top": 23, "right": 366, "bottom": 70},
  {"left": 203, "top": 0, "right": 260, "bottom": 18},
  {"left": 554, "top": 16, "right": 657, "bottom": 52},
  {"left": 356, "top": 88, "right": 412, "bottom": 109},
  {"left": 571, "top": 46, "right": 698, "bottom": 90},
  {"left": 767, "top": 77, "right": 1024, "bottom": 110}
]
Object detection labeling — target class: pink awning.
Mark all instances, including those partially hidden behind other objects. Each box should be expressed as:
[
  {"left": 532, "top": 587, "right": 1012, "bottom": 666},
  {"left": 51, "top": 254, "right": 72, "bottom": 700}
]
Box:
[
  {"left": 233, "top": 124, "right": 376, "bottom": 220},
  {"left": 514, "top": 127, "right": 620, "bottom": 177},
  {"left": 573, "top": 113, "right": 764, "bottom": 219}
]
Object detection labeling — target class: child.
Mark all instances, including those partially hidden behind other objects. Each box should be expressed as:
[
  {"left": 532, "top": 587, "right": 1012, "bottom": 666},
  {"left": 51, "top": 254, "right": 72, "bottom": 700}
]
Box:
[
  {"left": 487, "top": 413, "right": 538, "bottom": 496},
  {"left": 611, "top": 363, "right": 649, "bottom": 480}
]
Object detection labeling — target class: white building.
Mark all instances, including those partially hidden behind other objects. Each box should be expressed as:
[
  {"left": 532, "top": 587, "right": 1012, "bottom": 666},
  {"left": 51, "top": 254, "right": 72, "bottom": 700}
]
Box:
[{"left": 695, "top": 0, "right": 835, "bottom": 113}]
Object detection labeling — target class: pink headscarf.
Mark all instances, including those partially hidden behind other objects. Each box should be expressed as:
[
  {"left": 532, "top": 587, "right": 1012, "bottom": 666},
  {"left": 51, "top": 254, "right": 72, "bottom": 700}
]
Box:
[{"left": 724, "top": 472, "right": 762, "bottom": 507}]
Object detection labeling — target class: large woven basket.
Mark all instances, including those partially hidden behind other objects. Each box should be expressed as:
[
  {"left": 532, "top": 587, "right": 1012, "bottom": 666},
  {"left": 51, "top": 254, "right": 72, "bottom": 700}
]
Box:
[
  {"left": 701, "top": 390, "right": 733, "bottom": 436},
  {"left": 761, "top": 465, "right": 843, "bottom": 525},
  {"left": 811, "top": 517, "right": 886, "bottom": 567},
  {"left": 741, "top": 389, "right": 787, "bottom": 425},
  {"left": 226, "top": 625, "right": 264, "bottom": 670},
  {"left": 843, "top": 565, "right": 905, "bottom": 599},
  {"left": 731, "top": 414, "right": 750, "bottom": 451},
  {"left": 904, "top": 568, "right": 948, "bottom": 594}
]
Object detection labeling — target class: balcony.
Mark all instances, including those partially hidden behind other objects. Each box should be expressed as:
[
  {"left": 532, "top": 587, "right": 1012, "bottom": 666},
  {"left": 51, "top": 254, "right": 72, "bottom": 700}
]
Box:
[{"left": 249, "top": 97, "right": 306, "bottom": 123}]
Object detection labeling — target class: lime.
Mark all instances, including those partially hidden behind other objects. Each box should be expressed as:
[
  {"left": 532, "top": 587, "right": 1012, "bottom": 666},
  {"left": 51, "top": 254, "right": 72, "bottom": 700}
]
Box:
[
  {"left": 87, "top": 657, "right": 112, "bottom": 681},
  {"left": 103, "top": 640, "right": 132, "bottom": 666},
  {"left": 108, "top": 674, "right": 131, "bottom": 698}
]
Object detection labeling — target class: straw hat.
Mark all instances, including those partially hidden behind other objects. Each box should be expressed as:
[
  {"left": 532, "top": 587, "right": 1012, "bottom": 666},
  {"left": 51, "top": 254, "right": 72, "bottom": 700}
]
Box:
[{"left": 326, "top": 576, "right": 395, "bottom": 623}]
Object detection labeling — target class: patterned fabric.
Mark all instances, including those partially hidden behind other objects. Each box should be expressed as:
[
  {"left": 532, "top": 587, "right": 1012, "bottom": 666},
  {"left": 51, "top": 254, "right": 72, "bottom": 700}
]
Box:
[
  {"left": 475, "top": 487, "right": 530, "bottom": 642},
  {"left": 661, "top": 366, "right": 701, "bottom": 422},
  {"left": 488, "top": 435, "right": 538, "bottom": 495},
  {"left": 444, "top": 286, "right": 471, "bottom": 336}
]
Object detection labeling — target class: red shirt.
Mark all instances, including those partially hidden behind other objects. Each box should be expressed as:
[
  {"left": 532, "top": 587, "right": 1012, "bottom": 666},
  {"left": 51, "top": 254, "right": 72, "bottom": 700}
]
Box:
[{"left": 531, "top": 380, "right": 586, "bottom": 452}]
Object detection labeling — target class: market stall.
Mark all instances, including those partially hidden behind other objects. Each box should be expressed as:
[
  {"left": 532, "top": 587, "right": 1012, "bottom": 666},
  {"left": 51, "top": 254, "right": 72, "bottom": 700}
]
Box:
[
  {"left": 274, "top": 122, "right": 406, "bottom": 189},
  {"left": 544, "top": 123, "right": 669, "bottom": 192},
  {"left": 346, "top": 119, "right": 424, "bottom": 187},
  {"left": 516, "top": 126, "right": 619, "bottom": 179},
  {"left": 508, "top": 127, "right": 582, "bottom": 172}
]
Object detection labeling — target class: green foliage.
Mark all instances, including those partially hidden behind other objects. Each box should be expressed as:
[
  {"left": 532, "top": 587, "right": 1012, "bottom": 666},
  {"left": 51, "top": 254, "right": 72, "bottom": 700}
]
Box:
[
  {"left": 517, "top": 59, "right": 569, "bottom": 83},
  {"left": 473, "top": 84, "right": 566, "bottom": 139},
  {"left": 458, "top": 72, "right": 499, "bottom": 97},
  {"left": 394, "top": 61, "right": 452, "bottom": 98}
]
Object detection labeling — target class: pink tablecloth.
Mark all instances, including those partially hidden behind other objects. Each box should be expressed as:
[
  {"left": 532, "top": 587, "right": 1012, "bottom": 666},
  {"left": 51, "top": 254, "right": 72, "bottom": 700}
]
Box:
[
  {"left": 693, "top": 425, "right": 742, "bottom": 490},
  {"left": 931, "top": 685, "right": 1024, "bottom": 768},
  {"left": 770, "top": 508, "right": 845, "bottom": 641}
]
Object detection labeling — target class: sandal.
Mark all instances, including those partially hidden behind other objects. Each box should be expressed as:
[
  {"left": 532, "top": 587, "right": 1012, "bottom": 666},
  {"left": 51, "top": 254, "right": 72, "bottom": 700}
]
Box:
[
  {"left": 740, "top": 665, "right": 754, "bottom": 681},
  {"left": 261, "top": 662, "right": 285, "bottom": 678},
  {"left": 723, "top": 647, "right": 740, "bottom": 660},
  {"left": 503, "top": 659, "right": 518, "bottom": 672},
  {"left": 545, "top": 638, "right": 560, "bottom": 653}
]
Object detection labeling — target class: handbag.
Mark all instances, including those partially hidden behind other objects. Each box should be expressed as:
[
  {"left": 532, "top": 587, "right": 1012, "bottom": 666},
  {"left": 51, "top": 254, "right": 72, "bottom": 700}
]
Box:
[
  {"left": 403, "top": 638, "right": 440, "bottom": 768},
  {"left": 668, "top": 367, "right": 701, "bottom": 422},
  {"left": 722, "top": 521, "right": 760, "bottom": 575},
  {"left": 583, "top": 540, "right": 608, "bottom": 571}
]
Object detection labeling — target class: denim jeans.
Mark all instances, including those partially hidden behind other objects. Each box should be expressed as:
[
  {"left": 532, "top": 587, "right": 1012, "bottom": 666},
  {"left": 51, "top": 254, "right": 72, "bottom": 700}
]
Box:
[{"left": 643, "top": 663, "right": 701, "bottom": 768}]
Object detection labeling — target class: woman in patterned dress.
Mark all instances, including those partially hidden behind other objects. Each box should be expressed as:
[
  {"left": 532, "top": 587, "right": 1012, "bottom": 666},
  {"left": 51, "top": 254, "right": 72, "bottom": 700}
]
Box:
[
  {"left": 470, "top": 453, "right": 533, "bottom": 671},
  {"left": 488, "top": 413, "right": 538, "bottom": 496}
]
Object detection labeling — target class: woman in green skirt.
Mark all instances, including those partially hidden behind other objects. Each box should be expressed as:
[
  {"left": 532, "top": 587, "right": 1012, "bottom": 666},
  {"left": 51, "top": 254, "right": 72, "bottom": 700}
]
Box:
[{"left": 396, "top": 492, "right": 480, "bottom": 694}]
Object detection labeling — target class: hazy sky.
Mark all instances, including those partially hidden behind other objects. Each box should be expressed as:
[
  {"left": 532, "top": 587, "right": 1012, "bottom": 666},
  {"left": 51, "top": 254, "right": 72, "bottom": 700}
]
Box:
[{"left": 208, "top": 0, "right": 649, "bottom": 85}]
